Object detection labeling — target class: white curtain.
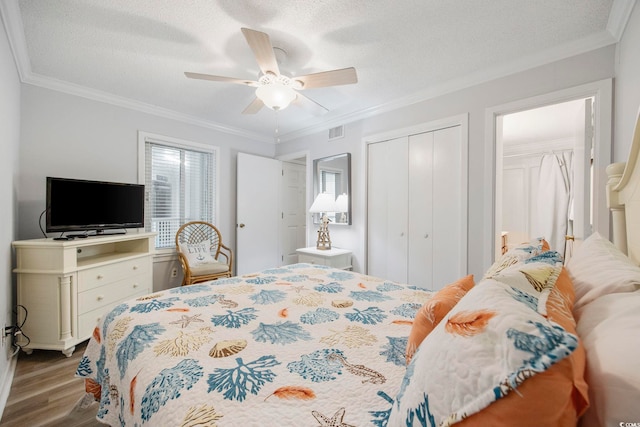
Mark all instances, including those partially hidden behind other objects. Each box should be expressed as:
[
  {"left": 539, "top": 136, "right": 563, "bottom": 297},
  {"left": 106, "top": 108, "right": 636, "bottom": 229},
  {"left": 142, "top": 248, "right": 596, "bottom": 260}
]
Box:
[{"left": 535, "top": 152, "right": 573, "bottom": 256}]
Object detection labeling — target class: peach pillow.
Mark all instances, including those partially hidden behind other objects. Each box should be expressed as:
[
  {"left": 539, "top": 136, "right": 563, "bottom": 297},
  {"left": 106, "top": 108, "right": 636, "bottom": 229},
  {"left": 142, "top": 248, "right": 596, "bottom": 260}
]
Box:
[
  {"left": 454, "top": 267, "right": 589, "bottom": 426},
  {"left": 405, "top": 274, "right": 474, "bottom": 364}
]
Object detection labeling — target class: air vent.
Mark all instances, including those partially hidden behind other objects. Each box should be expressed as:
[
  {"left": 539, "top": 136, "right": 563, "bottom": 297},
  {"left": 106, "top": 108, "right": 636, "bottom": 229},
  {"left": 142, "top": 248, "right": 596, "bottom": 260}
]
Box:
[{"left": 328, "top": 125, "right": 344, "bottom": 141}]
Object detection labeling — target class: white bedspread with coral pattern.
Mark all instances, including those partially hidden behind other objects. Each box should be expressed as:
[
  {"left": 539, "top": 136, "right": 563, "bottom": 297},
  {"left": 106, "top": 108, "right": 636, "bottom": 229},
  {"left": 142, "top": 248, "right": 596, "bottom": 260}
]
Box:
[{"left": 76, "top": 263, "right": 429, "bottom": 426}]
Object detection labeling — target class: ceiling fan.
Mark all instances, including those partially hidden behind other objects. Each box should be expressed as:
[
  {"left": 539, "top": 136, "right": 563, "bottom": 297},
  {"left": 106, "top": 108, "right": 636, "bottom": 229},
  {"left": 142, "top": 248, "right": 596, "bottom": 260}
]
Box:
[{"left": 185, "top": 28, "right": 358, "bottom": 114}]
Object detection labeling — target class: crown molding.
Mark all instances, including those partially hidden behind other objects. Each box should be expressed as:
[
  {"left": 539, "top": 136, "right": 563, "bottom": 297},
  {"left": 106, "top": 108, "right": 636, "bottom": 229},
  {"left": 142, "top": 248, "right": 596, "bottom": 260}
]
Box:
[
  {"left": 2, "top": 0, "right": 630, "bottom": 145},
  {"left": 607, "top": 0, "right": 637, "bottom": 40},
  {"left": 0, "top": 0, "right": 29, "bottom": 81},
  {"left": 0, "top": 0, "right": 273, "bottom": 143},
  {"left": 278, "top": 29, "right": 618, "bottom": 142},
  {"left": 22, "top": 72, "right": 274, "bottom": 143}
]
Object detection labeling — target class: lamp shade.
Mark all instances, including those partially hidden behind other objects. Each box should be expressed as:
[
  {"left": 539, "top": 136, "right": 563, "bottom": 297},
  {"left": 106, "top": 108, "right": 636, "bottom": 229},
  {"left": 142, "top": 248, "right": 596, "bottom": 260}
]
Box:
[
  {"left": 255, "top": 83, "right": 296, "bottom": 111},
  {"left": 335, "top": 193, "right": 348, "bottom": 213},
  {"left": 309, "top": 192, "right": 337, "bottom": 213}
]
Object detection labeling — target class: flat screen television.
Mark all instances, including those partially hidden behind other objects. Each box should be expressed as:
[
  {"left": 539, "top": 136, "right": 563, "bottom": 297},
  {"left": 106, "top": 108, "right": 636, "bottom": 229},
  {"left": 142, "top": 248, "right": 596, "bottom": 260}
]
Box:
[{"left": 46, "top": 177, "right": 145, "bottom": 234}]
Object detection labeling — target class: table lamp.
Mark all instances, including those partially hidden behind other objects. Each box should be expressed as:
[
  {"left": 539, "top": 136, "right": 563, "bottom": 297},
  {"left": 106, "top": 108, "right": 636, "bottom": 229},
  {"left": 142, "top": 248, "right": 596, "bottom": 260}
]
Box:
[{"left": 309, "top": 192, "right": 336, "bottom": 250}]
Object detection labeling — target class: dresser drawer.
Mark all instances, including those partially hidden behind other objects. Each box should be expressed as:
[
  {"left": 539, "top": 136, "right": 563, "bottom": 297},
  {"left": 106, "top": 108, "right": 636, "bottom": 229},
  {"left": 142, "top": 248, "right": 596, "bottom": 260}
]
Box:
[
  {"left": 298, "top": 254, "right": 321, "bottom": 265},
  {"left": 78, "top": 274, "right": 151, "bottom": 314},
  {"left": 78, "top": 257, "right": 151, "bottom": 292},
  {"left": 77, "top": 288, "right": 149, "bottom": 339}
]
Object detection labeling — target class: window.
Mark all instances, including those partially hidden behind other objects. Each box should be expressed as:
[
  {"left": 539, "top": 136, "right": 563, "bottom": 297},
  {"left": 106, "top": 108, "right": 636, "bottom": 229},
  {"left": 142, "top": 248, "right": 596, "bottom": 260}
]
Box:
[{"left": 138, "top": 132, "right": 217, "bottom": 249}]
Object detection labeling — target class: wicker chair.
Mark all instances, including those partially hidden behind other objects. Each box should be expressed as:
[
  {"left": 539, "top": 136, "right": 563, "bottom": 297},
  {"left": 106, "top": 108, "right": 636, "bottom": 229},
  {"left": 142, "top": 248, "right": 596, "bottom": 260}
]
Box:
[{"left": 175, "top": 221, "right": 233, "bottom": 285}]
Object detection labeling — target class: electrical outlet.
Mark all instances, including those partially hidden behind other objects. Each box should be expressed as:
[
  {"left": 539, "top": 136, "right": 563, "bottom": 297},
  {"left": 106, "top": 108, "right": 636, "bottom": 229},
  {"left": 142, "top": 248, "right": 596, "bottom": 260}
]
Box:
[
  {"left": 2, "top": 325, "right": 11, "bottom": 347},
  {"left": 171, "top": 268, "right": 178, "bottom": 278}
]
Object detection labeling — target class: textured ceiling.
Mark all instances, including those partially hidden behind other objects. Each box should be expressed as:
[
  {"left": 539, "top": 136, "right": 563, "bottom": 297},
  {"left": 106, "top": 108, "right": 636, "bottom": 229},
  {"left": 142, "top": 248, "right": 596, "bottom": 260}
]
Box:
[{"left": 3, "top": 0, "right": 626, "bottom": 142}]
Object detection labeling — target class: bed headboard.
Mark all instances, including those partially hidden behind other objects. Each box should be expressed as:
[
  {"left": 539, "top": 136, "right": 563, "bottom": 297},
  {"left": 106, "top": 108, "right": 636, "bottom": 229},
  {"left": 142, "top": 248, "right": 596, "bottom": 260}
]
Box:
[{"left": 607, "top": 106, "right": 640, "bottom": 265}]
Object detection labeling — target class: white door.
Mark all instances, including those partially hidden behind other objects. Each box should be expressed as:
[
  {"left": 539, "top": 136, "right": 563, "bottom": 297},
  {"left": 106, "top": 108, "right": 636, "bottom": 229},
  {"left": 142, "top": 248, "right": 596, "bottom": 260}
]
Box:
[
  {"left": 236, "top": 153, "right": 281, "bottom": 275},
  {"left": 367, "top": 137, "right": 409, "bottom": 283},
  {"left": 408, "top": 132, "right": 434, "bottom": 288},
  {"left": 281, "top": 161, "right": 307, "bottom": 265},
  {"left": 408, "top": 127, "right": 464, "bottom": 289},
  {"left": 570, "top": 98, "right": 594, "bottom": 256},
  {"left": 431, "top": 126, "right": 464, "bottom": 287}
]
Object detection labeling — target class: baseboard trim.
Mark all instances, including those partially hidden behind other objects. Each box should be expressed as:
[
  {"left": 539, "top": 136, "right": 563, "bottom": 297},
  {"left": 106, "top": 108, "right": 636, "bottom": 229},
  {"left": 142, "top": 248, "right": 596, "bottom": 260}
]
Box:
[{"left": 0, "top": 353, "right": 18, "bottom": 421}]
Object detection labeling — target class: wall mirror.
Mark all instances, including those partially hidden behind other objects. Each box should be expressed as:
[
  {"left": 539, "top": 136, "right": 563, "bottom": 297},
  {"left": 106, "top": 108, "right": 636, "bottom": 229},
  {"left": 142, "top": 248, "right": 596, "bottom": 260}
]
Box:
[{"left": 312, "top": 153, "right": 351, "bottom": 225}]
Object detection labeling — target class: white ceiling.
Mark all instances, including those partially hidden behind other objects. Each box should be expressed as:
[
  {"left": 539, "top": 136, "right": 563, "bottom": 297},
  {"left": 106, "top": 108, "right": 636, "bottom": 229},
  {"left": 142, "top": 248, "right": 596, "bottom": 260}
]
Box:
[
  {"left": 502, "top": 98, "right": 590, "bottom": 149},
  {"left": 2, "top": 0, "right": 632, "bottom": 142}
]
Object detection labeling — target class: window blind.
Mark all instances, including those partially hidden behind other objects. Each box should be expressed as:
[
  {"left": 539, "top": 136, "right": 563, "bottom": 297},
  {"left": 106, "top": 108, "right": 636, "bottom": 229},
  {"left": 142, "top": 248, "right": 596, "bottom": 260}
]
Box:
[{"left": 144, "top": 140, "right": 215, "bottom": 249}]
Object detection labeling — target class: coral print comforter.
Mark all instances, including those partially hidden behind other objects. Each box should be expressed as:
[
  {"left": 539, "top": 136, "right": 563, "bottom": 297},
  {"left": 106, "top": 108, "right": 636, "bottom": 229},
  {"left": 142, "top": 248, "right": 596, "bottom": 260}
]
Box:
[{"left": 75, "top": 263, "right": 429, "bottom": 426}]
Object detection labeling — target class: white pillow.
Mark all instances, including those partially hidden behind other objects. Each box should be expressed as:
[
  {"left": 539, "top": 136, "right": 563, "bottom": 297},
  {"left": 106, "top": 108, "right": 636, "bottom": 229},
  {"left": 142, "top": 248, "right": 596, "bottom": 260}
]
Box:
[
  {"left": 575, "top": 291, "right": 640, "bottom": 427},
  {"left": 179, "top": 239, "right": 216, "bottom": 266},
  {"left": 565, "top": 232, "right": 640, "bottom": 311}
]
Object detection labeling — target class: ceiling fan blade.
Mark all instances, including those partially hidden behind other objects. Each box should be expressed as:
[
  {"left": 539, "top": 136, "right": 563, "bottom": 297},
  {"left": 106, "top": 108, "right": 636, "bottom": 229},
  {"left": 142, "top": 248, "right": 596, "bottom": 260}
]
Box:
[
  {"left": 294, "top": 67, "right": 358, "bottom": 89},
  {"left": 241, "top": 28, "right": 280, "bottom": 76},
  {"left": 293, "top": 92, "right": 329, "bottom": 115},
  {"left": 184, "top": 72, "right": 258, "bottom": 87},
  {"left": 242, "top": 97, "right": 264, "bottom": 114}
]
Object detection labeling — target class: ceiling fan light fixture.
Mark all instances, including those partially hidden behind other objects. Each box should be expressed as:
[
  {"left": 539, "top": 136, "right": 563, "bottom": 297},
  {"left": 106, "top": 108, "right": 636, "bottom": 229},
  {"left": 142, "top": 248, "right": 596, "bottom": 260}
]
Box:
[
  {"left": 185, "top": 28, "right": 357, "bottom": 115},
  {"left": 255, "top": 80, "right": 297, "bottom": 111}
]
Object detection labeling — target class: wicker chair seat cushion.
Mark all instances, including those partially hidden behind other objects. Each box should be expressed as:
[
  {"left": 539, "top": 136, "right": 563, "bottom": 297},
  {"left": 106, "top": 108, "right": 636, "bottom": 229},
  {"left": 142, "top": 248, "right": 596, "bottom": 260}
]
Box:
[{"left": 189, "top": 260, "right": 230, "bottom": 275}]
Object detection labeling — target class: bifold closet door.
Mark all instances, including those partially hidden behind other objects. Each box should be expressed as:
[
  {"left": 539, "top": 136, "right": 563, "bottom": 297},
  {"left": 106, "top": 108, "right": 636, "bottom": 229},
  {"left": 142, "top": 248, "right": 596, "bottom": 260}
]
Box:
[
  {"left": 367, "top": 125, "right": 464, "bottom": 290},
  {"left": 367, "top": 137, "right": 408, "bottom": 283},
  {"left": 408, "top": 126, "right": 463, "bottom": 289},
  {"left": 407, "top": 132, "right": 433, "bottom": 289}
]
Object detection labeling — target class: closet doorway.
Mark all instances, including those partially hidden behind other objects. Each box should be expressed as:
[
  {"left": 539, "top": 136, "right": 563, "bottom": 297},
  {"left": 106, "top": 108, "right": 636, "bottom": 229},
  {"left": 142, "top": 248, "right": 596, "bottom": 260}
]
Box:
[{"left": 490, "top": 79, "right": 612, "bottom": 264}]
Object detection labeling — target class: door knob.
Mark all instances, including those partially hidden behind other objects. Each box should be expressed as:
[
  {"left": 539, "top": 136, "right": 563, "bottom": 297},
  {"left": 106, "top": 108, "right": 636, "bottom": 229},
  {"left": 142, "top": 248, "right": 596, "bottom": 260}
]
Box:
[{"left": 239, "top": 223, "right": 245, "bottom": 228}]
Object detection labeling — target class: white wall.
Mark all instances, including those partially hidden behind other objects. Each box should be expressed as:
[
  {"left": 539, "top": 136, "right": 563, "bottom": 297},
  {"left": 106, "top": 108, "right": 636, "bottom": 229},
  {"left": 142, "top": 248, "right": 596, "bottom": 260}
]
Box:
[
  {"left": 18, "top": 85, "right": 276, "bottom": 291},
  {"left": 19, "top": 85, "right": 275, "bottom": 242},
  {"left": 0, "top": 12, "right": 21, "bottom": 416},
  {"left": 615, "top": 2, "right": 640, "bottom": 161},
  {"left": 276, "top": 45, "right": 617, "bottom": 279}
]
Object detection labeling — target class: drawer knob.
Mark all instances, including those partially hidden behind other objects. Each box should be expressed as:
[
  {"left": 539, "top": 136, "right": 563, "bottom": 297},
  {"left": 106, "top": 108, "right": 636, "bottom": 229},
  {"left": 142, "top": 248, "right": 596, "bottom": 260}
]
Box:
[
  {"left": 133, "top": 283, "right": 138, "bottom": 288},
  {"left": 132, "top": 265, "right": 138, "bottom": 270},
  {"left": 96, "top": 275, "right": 104, "bottom": 280},
  {"left": 96, "top": 295, "right": 104, "bottom": 301}
]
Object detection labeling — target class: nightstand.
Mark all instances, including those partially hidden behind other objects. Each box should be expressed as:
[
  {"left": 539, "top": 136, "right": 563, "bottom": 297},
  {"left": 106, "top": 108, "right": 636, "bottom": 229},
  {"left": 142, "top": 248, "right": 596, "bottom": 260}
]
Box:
[{"left": 296, "top": 247, "right": 353, "bottom": 270}]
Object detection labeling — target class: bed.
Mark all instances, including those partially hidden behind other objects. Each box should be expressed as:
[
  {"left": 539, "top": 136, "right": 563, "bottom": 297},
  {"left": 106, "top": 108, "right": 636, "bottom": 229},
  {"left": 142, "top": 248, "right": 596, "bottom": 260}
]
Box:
[{"left": 76, "top": 108, "right": 640, "bottom": 426}]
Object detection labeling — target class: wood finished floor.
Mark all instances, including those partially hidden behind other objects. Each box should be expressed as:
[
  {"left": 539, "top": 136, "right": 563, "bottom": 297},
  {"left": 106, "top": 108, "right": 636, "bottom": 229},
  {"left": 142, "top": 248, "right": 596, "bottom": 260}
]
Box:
[{"left": 1, "top": 341, "right": 102, "bottom": 427}]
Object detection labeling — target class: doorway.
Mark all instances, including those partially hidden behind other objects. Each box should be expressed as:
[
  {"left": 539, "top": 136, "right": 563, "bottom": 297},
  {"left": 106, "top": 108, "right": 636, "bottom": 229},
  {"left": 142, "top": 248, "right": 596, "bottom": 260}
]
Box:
[
  {"left": 235, "top": 153, "right": 307, "bottom": 275},
  {"left": 280, "top": 156, "right": 307, "bottom": 265},
  {"left": 486, "top": 79, "right": 612, "bottom": 267},
  {"left": 499, "top": 98, "right": 593, "bottom": 259}
]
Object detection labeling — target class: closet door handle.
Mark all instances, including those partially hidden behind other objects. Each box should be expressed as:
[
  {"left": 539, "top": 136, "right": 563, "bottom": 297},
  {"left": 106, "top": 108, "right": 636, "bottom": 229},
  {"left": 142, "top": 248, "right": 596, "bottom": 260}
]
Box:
[{"left": 424, "top": 233, "right": 429, "bottom": 239}]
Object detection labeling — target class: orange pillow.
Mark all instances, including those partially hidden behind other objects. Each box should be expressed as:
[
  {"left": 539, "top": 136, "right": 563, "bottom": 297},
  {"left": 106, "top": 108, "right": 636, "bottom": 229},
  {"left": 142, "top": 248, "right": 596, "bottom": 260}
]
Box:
[
  {"left": 454, "top": 267, "right": 589, "bottom": 426},
  {"left": 405, "top": 274, "right": 474, "bottom": 364}
]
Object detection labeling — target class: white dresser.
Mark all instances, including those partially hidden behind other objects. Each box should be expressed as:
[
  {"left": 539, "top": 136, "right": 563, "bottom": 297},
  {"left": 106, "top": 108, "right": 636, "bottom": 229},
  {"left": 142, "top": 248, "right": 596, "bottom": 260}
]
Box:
[
  {"left": 12, "top": 232, "right": 155, "bottom": 356},
  {"left": 296, "top": 247, "right": 353, "bottom": 270}
]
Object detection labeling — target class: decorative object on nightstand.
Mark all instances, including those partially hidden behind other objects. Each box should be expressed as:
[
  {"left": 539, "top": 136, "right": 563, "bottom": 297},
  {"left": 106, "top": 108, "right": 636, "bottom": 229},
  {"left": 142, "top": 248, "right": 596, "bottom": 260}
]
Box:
[
  {"left": 297, "top": 247, "right": 353, "bottom": 270},
  {"left": 309, "top": 192, "right": 337, "bottom": 250}
]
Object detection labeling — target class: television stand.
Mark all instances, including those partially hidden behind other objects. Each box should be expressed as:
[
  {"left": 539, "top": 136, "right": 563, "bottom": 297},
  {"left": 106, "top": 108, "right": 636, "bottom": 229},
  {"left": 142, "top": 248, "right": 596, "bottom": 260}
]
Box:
[{"left": 12, "top": 232, "right": 156, "bottom": 356}]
